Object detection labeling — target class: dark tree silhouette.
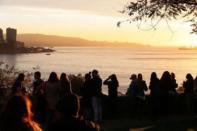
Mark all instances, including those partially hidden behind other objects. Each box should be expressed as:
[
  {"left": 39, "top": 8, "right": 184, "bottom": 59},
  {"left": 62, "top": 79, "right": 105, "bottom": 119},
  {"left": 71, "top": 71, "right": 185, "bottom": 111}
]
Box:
[{"left": 119, "top": 0, "right": 197, "bottom": 33}]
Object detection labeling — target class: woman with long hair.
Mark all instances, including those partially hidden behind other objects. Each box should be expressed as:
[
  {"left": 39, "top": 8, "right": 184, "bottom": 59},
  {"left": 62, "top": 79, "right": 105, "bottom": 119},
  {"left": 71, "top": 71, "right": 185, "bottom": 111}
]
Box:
[
  {"left": 0, "top": 95, "right": 42, "bottom": 131},
  {"left": 12, "top": 73, "right": 26, "bottom": 95},
  {"left": 45, "top": 72, "right": 60, "bottom": 110},
  {"left": 59, "top": 73, "right": 72, "bottom": 97},
  {"left": 45, "top": 72, "right": 60, "bottom": 124}
]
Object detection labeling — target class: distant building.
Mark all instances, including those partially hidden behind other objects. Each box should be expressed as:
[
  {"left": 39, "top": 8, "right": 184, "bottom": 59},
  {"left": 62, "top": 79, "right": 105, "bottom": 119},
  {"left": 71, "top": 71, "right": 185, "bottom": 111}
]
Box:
[
  {"left": 6, "top": 28, "right": 17, "bottom": 44},
  {"left": 0, "top": 28, "right": 3, "bottom": 43}
]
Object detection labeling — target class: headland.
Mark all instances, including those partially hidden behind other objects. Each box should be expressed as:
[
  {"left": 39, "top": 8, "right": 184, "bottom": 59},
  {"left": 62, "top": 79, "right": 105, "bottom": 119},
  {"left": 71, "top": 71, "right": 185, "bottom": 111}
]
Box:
[{"left": 0, "top": 28, "right": 54, "bottom": 54}]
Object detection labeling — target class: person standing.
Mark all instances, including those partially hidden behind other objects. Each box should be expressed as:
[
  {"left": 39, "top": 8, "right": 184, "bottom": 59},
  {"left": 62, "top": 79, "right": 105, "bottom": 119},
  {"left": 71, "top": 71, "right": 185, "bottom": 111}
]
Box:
[
  {"left": 158, "top": 71, "right": 173, "bottom": 115},
  {"left": 183, "top": 73, "right": 194, "bottom": 114},
  {"left": 91, "top": 69, "right": 102, "bottom": 123},
  {"left": 103, "top": 74, "right": 119, "bottom": 98},
  {"left": 45, "top": 72, "right": 60, "bottom": 124},
  {"left": 183, "top": 73, "right": 194, "bottom": 95},
  {"left": 135, "top": 73, "right": 148, "bottom": 119},
  {"left": 170, "top": 72, "right": 178, "bottom": 95},
  {"left": 81, "top": 72, "right": 93, "bottom": 121},
  {"left": 103, "top": 74, "right": 119, "bottom": 117},
  {"left": 32, "top": 71, "right": 46, "bottom": 124},
  {"left": 126, "top": 74, "right": 137, "bottom": 97},
  {"left": 149, "top": 72, "right": 159, "bottom": 118},
  {"left": 59, "top": 73, "right": 72, "bottom": 97}
]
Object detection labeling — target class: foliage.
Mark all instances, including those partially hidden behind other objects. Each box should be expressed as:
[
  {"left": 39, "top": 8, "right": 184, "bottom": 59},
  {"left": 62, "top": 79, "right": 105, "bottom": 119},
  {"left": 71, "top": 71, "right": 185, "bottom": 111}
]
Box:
[
  {"left": 0, "top": 62, "right": 32, "bottom": 110},
  {"left": 119, "top": 0, "right": 197, "bottom": 33},
  {"left": 68, "top": 74, "right": 84, "bottom": 95},
  {"left": 0, "top": 62, "right": 33, "bottom": 93},
  {"left": 0, "top": 61, "right": 85, "bottom": 96}
]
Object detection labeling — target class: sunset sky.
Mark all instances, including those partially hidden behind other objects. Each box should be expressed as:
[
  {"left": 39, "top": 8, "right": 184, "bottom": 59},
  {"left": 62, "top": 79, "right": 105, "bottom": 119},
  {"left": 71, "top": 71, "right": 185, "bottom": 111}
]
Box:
[{"left": 0, "top": 0, "right": 197, "bottom": 47}]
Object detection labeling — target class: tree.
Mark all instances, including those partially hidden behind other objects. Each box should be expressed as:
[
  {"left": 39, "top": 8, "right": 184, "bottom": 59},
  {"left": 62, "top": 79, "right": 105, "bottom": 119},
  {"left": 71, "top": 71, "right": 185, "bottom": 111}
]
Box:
[{"left": 119, "top": 0, "right": 197, "bottom": 33}]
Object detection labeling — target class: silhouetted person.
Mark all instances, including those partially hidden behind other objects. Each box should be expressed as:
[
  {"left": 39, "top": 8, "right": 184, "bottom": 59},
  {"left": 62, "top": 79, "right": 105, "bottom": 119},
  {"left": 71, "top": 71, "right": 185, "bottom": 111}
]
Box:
[
  {"left": 149, "top": 72, "right": 159, "bottom": 97},
  {"left": 33, "top": 71, "right": 45, "bottom": 96},
  {"left": 12, "top": 73, "right": 26, "bottom": 95},
  {"left": 81, "top": 72, "right": 94, "bottom": 121},
  {"left": 91, "top": 69, "right": 102, "bottom": 123},
  {"left": 126, "top": 74, "right": 137, "bottom": 97},
  {"left": 183, "top": 73, "right": 194, "bottom": 95},
  {"left": 32, "top": 71, "right": 46, "bottom": 124},
  {"left": 183, "top": 73, "right": 194, "bottom": 114},
  {"left": 170, "top": 72, "right": 178, "bottom": 95},
  {"left": 149, "top": 72, "right": 159, "bottom": 118},
  {"left": 103, "top": 74, "right": 119, "bottom": 98},
  {"left": 158, "top": 71, "right": 173, "bottom": 115},
  {"left": 126, "top": 74, "right": 137, "bottom": 117},
  {"left": 0, "top": 95, "right": 42, "bottom": 131},
  {"left": 136, "top": 73, "right": 148, "bottom": 99},
  {"left": 45, "top": 72, "right": 60, "bottom": 124},
  {"left": 167, "top": 72, "right": 179, "bottom": 114},
  {"left": 103, "top": 74, "right": 119, "bottom": 117},
  {"left": 47, "top": 94, "right": 97, "bottom": 131},
  {"left": 134, "top": 73, "right": 148, "bottom": 119},
  {"left": 59, "top": 73, "right": 72, "bottom": 97}
]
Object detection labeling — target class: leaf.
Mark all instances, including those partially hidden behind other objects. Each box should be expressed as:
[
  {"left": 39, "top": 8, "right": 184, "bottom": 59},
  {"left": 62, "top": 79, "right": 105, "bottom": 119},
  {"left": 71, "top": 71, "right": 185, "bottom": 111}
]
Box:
[{"left": 117, "top": 21, "right": 121, "bottom": 27}]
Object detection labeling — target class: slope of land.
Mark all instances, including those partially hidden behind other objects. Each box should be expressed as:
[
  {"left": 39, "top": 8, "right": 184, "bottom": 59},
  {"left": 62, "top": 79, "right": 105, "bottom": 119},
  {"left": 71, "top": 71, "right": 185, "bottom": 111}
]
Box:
[{"left": 17, "top": 34, "right": 150, "bottom": 48}]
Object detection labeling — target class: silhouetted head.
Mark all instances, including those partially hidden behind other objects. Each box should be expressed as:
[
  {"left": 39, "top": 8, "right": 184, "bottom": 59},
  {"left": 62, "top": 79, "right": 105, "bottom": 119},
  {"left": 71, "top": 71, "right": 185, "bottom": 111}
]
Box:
[
  {"left": 171, "top": 72, "right": 175, "bottom": 79},
  {"left": 138, "top": 73, "right": 143, "bottom": 80},
  {"left": 60, "top": 73, "right": 67, "bottom": 81},
  {"left": 85, "top": 72, "right": 91, "bottom": 81},
  {"left": 92, "top": 69, "right": 99, "bottom": 78},
  {"left": 34, "top": 71, "right": 41, "bottom": 80},
  {"left": 110, "top": 74, "right": 117, "bottom": 80},
  {"left": 17, "top": 73, "right": 25, "bottom": 82},
  {"left": 186, "top": 73, "right": 193, "bottom": 81},
  {"left": 56, "top": 94, "right": 80, "bottom": 118},
  {"left": 130, "top": 74, "right": 137, "bottom": 80},
  {"left": 150, "top": 72, "right": 157, "bottom": 81},
  {"left": 161, "top": 71, "right": 171, "bottom": 81},
  {"left": 111, "top": 74, "right": 119, "bottom": 87},
  {"left": 48, "top": 72, "right": 59, "bottom": 83}
]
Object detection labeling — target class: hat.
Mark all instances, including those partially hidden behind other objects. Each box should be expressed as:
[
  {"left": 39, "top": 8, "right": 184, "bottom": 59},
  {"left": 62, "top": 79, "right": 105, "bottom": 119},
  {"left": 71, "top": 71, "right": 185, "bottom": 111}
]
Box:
[{"left": 129, "top": 74, "right": 136, "bottom": 80}]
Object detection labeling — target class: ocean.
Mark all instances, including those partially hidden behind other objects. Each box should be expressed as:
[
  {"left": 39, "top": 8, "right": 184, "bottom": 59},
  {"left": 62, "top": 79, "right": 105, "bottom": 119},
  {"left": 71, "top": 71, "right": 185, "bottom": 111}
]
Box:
[{"left": 0, "top": 47, "right": 197, "bottom": 94}]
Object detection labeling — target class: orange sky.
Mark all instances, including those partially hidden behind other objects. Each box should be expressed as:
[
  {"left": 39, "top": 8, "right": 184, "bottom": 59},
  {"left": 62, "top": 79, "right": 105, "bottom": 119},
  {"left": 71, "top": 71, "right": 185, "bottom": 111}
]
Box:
[{"left": 0, "top": 0, "right": 197, "bottom": 47}]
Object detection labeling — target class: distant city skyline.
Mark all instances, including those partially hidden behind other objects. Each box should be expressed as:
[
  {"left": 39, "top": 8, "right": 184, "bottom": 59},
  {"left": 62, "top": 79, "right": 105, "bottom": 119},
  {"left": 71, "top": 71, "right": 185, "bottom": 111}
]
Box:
[{"left": 0, "top": 0, "right": 197, "bottom": 47}]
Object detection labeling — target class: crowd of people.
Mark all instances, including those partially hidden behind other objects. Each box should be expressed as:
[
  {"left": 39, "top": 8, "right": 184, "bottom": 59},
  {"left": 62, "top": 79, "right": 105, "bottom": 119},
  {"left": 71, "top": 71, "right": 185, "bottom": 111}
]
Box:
[
  {"left": 0, "top": 70, "right": 196, "bottom": 131},
  {"left": 127, "top": 71, "right": 197, "bottom": 118}
]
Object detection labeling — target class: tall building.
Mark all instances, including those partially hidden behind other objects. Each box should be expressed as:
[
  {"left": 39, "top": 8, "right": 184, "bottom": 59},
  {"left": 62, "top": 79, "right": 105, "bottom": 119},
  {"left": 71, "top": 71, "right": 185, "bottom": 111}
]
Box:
[
  {"left": 0, "top": 28, "right": 3, "bottom": 42},
  {"left": 6, "top": 27, "right": 17, "bottom": 44}
]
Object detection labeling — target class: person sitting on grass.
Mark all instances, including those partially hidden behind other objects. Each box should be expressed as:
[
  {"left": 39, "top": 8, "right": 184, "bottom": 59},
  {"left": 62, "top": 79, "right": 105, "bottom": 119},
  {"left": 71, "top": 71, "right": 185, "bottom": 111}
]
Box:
[
  {"left": 12, "top": 73, "right": 26, "bottom": 95},
  {"left": 47, "top": 94, "right": 98, "bottom": 131}
]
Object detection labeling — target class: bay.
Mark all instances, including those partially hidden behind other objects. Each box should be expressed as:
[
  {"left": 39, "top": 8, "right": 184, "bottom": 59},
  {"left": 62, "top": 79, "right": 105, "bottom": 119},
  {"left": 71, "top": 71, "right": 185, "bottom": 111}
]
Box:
[{"left": 0, "top": 47, "right": 197, "bottom": 94}]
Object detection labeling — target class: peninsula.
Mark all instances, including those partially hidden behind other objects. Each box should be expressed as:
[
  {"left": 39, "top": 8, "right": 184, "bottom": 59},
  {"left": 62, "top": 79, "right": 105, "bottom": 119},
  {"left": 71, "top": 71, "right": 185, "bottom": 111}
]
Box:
[{"left": 0, "top": 28, "right": 54, "bottom": 54}]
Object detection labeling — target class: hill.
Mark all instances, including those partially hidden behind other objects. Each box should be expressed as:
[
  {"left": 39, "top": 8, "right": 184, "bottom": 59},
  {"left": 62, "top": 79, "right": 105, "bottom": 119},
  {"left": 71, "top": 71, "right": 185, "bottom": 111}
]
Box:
[{"left": 17, "top": 34, "right": 150, "bottom": 48}]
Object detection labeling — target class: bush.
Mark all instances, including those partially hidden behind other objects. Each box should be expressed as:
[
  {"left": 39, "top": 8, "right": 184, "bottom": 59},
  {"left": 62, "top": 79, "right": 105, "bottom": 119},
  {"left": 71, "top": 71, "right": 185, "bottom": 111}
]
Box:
[
  {"left": 68, "top": 74, "right": 84, "bottom": 95},
  {"left": 0, "top": 62, "right": 33, "bottom": 94}
]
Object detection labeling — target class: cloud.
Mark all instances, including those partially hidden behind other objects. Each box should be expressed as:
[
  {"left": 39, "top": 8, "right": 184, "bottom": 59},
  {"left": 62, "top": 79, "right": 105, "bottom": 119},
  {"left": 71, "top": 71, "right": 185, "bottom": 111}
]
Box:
[{"left": 0, "top": 0, "right": 128, "bottom": 16}]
